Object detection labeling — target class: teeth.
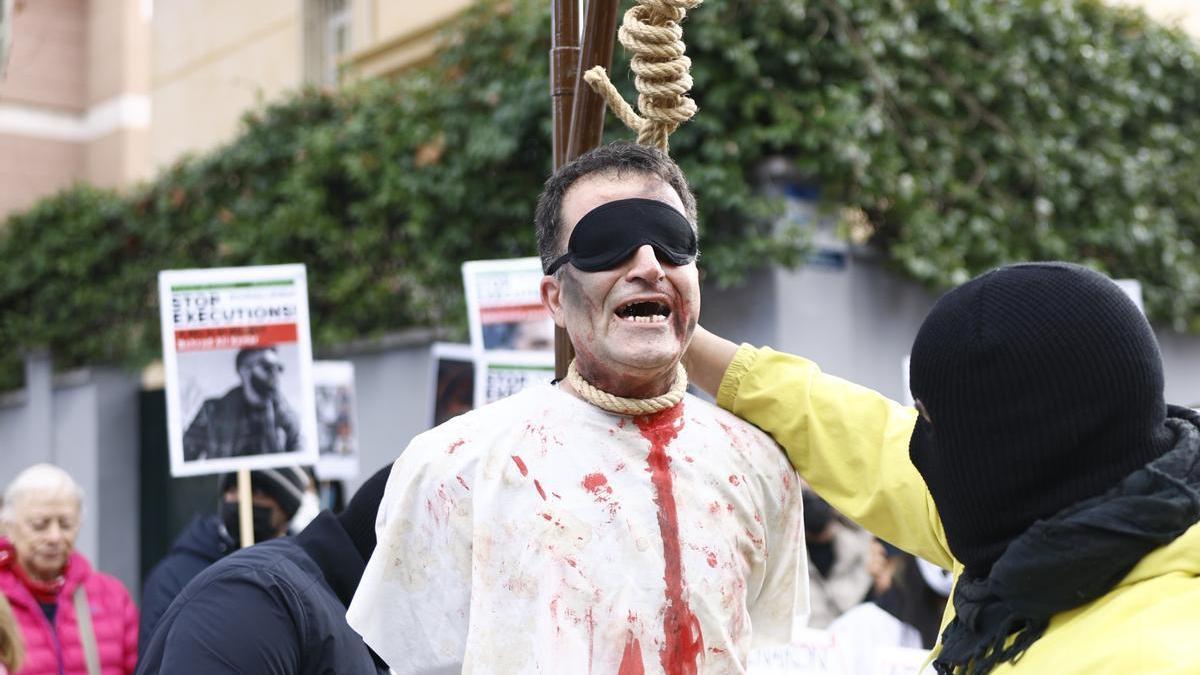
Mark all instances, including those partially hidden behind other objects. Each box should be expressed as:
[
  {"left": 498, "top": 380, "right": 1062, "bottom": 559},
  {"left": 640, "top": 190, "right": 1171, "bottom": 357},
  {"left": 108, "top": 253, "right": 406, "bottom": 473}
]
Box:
[{"left": 623, "top": 314, "right": 667, "bottom": 323}]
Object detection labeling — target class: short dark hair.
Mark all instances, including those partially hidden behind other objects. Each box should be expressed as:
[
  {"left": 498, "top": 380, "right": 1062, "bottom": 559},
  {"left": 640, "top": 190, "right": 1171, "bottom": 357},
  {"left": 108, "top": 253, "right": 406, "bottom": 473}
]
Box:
[
  {"left": 534, "top": 142, "right": 698, "bottom": 273},
  {"left": 235, "top": 346, "right": 276, "bottom": 372}
]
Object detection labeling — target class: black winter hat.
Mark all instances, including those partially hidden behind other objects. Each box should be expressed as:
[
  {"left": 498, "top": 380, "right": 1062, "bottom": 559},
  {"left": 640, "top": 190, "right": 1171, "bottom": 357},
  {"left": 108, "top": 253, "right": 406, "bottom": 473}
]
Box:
[
  {"left": 908, "top": 262, "right": 1175, "bottom": 577},
  {"left": 219, "top": 467, "right": 311, "bottom": 519},
  {"left": 337, "top": 464, "right": 393, "bottom": 563}
]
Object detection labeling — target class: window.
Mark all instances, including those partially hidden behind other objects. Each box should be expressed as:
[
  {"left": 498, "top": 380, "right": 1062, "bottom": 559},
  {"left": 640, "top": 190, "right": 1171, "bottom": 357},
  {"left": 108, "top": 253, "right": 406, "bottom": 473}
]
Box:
[{"left": 304, "top": 0, "right": 351, "bottom": 87}]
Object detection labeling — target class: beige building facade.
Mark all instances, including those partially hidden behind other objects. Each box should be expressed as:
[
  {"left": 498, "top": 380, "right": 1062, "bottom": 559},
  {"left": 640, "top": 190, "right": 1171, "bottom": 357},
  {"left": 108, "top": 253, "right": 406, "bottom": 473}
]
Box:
[
  {"left": 0, "top": 0, "right": 150, "bottom": 218},
  {"left": 149, "top": 0, "right": 470, "bottom": 173},
  {"left": 0, "top": 0, "right": 471, "bottom": 222},
  {"left": 1, "top": 0, "right": 1198, "bottom": 223}
]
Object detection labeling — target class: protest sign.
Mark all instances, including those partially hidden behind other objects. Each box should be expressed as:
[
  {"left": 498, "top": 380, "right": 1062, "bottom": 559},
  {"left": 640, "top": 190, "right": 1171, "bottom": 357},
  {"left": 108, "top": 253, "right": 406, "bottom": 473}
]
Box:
[
  {"left": 475, "top": 351, "right": 555, "bottom": 409},
  {"left": 748, "top": 627, "right": 931, "bottom": 675},
  {"left": 429, "top": 342, "right": 476, "bottom": 428},
  {"left": 462, "top": 257, "right": 555, "bottom": 354},
  {"left": 313, "top": 360, "right": 359, "bottom": 481},
  {"left": 158, "top": 264, "right": 318, "bottom": 477}
]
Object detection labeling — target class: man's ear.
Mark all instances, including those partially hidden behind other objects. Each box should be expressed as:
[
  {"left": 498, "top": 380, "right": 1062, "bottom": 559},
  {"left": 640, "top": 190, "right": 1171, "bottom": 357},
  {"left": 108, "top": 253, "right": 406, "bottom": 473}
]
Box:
[{"left": 540, "top": 274, "right": 568, "bottom": 328}]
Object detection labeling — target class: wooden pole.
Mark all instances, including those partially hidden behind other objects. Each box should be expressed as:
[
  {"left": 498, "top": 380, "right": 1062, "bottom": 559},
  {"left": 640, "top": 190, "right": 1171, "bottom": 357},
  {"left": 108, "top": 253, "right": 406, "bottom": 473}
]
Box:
[
  {"left": 551, "top": 0, "right": 580, "bottom": 170},
  {"left": 236, "top": 467, "right": 254, "bottom": 549},
  {"left": 553, "top": 0, "right": 621, "bottom": 380},
  {"left": 566, "top": 0, "right": 619, "bottom": 161},
  {"left": 551, "top": 0, "right": 580, "bottom": 380}
]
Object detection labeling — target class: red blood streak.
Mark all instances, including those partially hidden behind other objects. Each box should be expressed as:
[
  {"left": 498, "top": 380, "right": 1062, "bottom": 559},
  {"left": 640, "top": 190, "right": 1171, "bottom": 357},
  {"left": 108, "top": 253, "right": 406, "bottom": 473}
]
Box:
[
  {"left": 706, "top": 551, "right": 717, "bottom": 568},
  {"left": 511, "top": 455, "right": 528, "bottom": 476},
  {"left": 617, "top": 635, "right": 645, "bottom": 675},
  {"left": 728, "top": 475, "right": 740, "bottom": 486},
  {"left": 534, "top": 479, "right": 547, "bottom": 500},
  {"left": 456, "top": 475, "right": 470, "bottom": 491},
  {"left": 635, "top": 405, "right": 704, "bottom": 675},
  {"left": 582, "top": 473, "right": 610, "bottom": 494},
  {"left": 447, "top": 439, "right": 466, "bottom": 454}
]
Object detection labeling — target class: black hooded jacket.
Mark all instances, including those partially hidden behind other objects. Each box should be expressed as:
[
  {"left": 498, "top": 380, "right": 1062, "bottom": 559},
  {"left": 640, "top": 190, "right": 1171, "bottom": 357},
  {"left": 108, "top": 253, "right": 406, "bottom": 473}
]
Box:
[{"left": 135, "top": 511, "right": 384, "bottom": 674}]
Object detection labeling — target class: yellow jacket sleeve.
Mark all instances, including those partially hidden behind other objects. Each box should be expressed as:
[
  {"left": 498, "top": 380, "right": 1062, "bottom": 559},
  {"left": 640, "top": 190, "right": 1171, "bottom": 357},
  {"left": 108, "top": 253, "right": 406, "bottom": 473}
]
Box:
[{"left": 716, "top": 344, "right": 956, "bottom": 570}]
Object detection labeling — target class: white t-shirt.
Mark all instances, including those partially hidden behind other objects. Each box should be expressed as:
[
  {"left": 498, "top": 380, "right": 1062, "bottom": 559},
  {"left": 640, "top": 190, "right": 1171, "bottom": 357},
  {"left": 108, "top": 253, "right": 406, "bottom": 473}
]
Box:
[{"left": 348, "top": 383, "right": 805, "bottom": 674}]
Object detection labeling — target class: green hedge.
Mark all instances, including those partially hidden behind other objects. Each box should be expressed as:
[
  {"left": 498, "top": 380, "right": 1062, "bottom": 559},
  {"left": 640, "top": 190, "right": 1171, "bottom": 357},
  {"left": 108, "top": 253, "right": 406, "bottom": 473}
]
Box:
[{"left": 3, "top": 0, "right": 1200, "bottom": 390}]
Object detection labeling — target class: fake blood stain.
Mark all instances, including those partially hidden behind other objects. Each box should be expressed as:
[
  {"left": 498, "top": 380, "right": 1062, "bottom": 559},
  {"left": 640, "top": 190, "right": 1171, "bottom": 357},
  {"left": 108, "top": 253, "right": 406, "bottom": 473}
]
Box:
[
  {"left": 617, "top": 635, "right": 645, "bottom": 675},
  {"left": 635, "top": 405, "right": 704, "bottom": 675},
  {"left": 511, "top": 455, "right": 528, "bottom": 476}
]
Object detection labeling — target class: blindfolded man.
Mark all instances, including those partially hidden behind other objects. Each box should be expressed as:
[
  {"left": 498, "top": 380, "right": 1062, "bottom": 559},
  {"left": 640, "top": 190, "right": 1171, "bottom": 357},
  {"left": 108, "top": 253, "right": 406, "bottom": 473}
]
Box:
[{"left": 348, "top": 142, "right": 804, "bottom": 674}]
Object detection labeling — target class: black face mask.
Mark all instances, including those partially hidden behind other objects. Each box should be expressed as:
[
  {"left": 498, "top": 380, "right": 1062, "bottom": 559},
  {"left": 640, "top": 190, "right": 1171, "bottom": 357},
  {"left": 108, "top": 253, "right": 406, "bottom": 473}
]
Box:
[
  {"left": 220, "top": 501, "right": 280, "bottom": 545},
  {"left": 545, "top": 197, "right": 697, "bottom": 274}
]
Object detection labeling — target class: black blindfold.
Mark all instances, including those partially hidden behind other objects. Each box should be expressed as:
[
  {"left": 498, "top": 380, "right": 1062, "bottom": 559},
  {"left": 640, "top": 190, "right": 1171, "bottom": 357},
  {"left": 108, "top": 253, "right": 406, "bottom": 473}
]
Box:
[{"left": 545, "top": 198, "right": 698, "bottom": 275}]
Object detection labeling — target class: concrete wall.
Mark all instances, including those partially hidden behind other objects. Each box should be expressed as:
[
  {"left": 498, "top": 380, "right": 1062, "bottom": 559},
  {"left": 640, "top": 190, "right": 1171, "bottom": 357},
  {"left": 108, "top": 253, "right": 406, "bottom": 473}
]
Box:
[
  {"left": 704, "top": 252, "right": 1200, "bottom": 406},
  {"left": 150, "top": 0, "right": 302, "bottom": 170},
  {"left": 325, "top": 334, "right": 443, "bottom": 494}
]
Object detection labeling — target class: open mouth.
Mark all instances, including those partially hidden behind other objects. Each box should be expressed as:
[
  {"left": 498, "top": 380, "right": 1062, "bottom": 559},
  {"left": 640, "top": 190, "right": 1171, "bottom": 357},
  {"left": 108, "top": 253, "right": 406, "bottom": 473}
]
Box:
[{"left": 615, "top": 300, "right": 671, "bottom": 323}]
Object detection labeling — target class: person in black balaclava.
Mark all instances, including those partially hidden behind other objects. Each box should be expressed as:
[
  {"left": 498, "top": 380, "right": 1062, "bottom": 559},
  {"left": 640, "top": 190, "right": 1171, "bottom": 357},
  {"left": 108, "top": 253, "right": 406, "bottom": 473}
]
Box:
[
  {"left": 684, "top": 262, "right": 1200, "bottom": 674},
  {"left": 138, "top": 466, "right": 310, "bottom": 658},
  {"left": 136, "top": 464, "right": 394, "bottom": 674}
]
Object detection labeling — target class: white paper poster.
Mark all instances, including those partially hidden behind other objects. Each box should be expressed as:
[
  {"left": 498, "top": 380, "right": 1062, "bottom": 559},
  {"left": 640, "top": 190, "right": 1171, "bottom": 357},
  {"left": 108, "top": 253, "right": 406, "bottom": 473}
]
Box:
[
  {"left": 429, "top": 342, "right": 475, "bottom": 428},
  {"left": 462, "top": 257, "right": 555, "bottom": 354},
  {"left": 158, "top": 264, "right": 319, "bottom": 477},
  {"left": 313, "top": 360, "right": 359, "bottom": 481}
]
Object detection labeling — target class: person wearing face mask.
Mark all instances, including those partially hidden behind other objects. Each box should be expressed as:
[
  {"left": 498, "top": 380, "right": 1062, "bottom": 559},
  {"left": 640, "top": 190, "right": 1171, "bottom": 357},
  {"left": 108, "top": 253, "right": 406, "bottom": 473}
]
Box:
[
  {"left": 182, "top": 346, "right": 302, "bottom": 460},
  {"left": 684, "top": 262, "right": 1200, "bottom": 674},
  {"left": 0, "top": 464, "right": 138, "bottom": 675},
  {"left": 801, "top": 488, "right": 872, "bottom": 628},
  {"left": 137, "top": 466, "right": 310, "bottom": 658}
]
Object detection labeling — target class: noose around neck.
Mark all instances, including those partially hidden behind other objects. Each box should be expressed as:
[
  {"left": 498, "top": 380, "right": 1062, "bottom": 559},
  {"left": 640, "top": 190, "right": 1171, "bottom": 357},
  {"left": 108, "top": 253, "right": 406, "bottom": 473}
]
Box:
[{"left": 566, "top": 360, "right": 687, "bottom": 416}]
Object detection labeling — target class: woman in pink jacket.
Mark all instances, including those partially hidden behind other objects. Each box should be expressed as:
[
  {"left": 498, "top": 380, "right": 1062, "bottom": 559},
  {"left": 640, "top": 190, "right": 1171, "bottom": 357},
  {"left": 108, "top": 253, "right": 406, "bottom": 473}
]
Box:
[{"left": 0, "top": 464, "right": 137, "bottom": 675}]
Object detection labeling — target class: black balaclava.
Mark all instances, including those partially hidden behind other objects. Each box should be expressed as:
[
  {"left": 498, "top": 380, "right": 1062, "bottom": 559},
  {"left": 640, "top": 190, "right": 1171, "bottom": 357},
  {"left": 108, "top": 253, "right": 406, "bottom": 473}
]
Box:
[
  {"left": 337, "top": 464, "right": 393, "bottom": 563},
  {"left": 908, "top": 262, "right": 1175, "bottom": 576}
]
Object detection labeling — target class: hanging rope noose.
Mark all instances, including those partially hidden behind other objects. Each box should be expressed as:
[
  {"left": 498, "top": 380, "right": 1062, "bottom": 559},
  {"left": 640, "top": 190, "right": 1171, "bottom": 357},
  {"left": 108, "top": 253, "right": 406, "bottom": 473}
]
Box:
[{"left": 583, "top": 0, "right": 702, "bottom": 152}]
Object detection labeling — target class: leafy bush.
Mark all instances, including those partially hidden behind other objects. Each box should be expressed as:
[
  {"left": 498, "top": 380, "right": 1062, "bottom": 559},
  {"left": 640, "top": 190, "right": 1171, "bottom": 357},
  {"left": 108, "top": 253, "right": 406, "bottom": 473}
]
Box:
[{"left": 3, "top": 0, "right": 1199, "bottom": 390}]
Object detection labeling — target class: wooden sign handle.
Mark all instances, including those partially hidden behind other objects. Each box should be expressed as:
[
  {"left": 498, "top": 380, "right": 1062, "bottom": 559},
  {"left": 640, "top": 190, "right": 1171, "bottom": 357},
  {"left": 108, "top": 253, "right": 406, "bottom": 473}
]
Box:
[{"left": 237, "top": 467, "right": 254, "bottom": 548}]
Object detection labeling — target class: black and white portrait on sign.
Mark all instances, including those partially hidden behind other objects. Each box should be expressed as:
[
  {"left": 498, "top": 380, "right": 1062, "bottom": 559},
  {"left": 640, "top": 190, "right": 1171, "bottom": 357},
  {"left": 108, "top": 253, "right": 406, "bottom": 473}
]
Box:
[{"left": 180, "top": 345, "right": 305, "bottom": 462}]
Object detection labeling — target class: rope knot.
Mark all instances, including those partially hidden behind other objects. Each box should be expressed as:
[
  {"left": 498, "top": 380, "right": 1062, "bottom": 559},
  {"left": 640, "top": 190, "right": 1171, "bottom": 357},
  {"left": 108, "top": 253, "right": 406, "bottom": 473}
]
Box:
[
  {"left": 566, "top": 360, "right": 688, "bottom": 416},
  {"left": 583, "top": 0, "right": 703, "bottom": 152}
]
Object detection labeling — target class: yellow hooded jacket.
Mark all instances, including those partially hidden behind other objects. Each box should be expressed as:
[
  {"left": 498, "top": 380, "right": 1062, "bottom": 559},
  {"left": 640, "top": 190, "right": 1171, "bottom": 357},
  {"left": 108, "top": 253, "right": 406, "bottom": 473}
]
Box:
[{"left": 717, "top": 345, "right": 1200, "bottom": 674}]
